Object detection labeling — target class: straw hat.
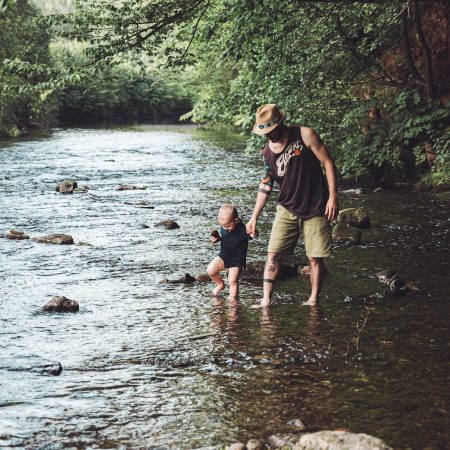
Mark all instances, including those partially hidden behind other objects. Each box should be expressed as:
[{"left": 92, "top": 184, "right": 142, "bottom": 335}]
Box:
[{"left": 252, "top": 104, "right": 285, "bottom": 135}]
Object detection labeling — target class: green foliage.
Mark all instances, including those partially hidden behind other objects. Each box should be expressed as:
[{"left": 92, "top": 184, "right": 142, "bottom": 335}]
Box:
[
  {"left": 50, "top": 40, "right": 192, "bottom": 124},
  {"left": 0, "top": 0, "right": 55, "bottom": 136}
]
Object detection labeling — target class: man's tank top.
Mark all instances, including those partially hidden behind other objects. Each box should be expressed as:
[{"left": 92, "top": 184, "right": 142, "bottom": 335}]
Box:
[{"left": 262, "top": 126, "right": 329, "bottom": 219}]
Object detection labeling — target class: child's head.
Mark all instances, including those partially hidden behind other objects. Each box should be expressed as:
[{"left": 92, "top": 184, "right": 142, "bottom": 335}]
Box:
[{"left": 218, "top": 204, "right": 239, "bottom": 231}]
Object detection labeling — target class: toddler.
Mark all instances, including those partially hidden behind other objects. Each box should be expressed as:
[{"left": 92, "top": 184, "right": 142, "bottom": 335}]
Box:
[{"left": 207, "top": 204, "right": 257, "bottom": 303}]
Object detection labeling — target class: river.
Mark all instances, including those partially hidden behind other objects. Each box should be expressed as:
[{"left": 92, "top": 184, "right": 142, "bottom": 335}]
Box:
[{"left": 0, "top": 125, "right": 449, "bottom": 449}]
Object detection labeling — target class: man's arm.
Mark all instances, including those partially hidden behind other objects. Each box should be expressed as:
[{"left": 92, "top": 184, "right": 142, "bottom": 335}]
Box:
[
  {"left": 301, "top": 126, "right": 339, "bottom": 221},
  {"left": 247, "top": 159, "right": 273, "bottom": 234}
]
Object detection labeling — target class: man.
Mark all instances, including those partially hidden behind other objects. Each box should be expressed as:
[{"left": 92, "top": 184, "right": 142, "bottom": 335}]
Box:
[{"left": 246, "top": 104, "right": 338, "bottom": 307}]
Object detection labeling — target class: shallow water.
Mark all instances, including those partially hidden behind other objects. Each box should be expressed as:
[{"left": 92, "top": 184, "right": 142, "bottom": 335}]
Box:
[{"left": 0, "top": 125, "right": 449, "bottom": 449}]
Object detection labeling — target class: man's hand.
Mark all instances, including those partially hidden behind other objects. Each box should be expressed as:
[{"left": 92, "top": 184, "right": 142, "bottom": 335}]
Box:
[
  {"left": 210, "top": 229, "right": 220, "bottom": 244},
  {"left": 246, "top": 218, "right": 257, "bottom": 236},
  {"left": 325, "top": 195, "right": 339, "bottom": 222}
]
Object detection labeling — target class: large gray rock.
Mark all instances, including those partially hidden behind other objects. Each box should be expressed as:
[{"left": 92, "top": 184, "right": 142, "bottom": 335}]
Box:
[
  {"left": 5, "top": 229, "right": 30, "bottom": 240},
  {"left": 269, "top": 431, "right": 392, "bottom": 450},
  {"left": 43, "top": 296, "right": 79, "bottom": 312},
  {"left": 296, "top": 430, "right": 393, "bottom": 450},
  {"left": 55, "top": 180, "right": 77, "bottom": 194},
  {"left": 33, "top": 234, "right": 74, "bottom": 245},
  {"left": 337, "top": 207, "right": 370, "bottom": 228},
  {"left": 332, "top": 223, "right": 362, "bottom": 245}
]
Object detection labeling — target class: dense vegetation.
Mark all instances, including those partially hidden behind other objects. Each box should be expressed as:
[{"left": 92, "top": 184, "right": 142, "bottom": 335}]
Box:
[{"left": 1, "top": 0, "right": 449, "bottom": 187}]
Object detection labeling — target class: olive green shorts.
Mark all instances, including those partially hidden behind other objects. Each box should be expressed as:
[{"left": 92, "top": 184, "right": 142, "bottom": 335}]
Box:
[{"left": 268, "top": 204, "right": 332, "bottom": 257}]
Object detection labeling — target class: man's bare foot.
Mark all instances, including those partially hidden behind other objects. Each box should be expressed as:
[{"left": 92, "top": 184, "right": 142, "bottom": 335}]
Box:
[
  {"left": 212, "top": 283, "right": 225, "bottom": 296},
  {"left": 302, "top": 298, "right": 318, "bottom": 306},
  {"left": 251, "top": 298, "right": 271, "bottom": 308},
  {"left": 228, "top": 296, "right": 239, "bottom": 307}
]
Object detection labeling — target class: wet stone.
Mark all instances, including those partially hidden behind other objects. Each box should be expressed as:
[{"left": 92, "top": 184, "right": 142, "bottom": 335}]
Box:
[
  {"left": 332, "top": 223, "right": 362, "bottom": 245},
  {"left": 296, "top": 430, "right": 393, "bottom": 450},
  {"left": 30, "top": 362, "right": 63, "bottom": 376},
  {"left": 287, "top": 418, "right": 307, "bottom": 430},
  {"left": 33, "top": 234, "right": 74, "bottom": 245},
  {"left": 227, "top": 443, "right": 246, "bottom": 450},
  {"left": 55, "top": 180, "right": 77, "bottom": 194},
  {"left": 5, "top": 229, "right": 30, "bottom": 240},
  {"left": 43, "top": 296, "right": 79, "bottom": 313},
  {"left": 246, "top": 439, "right": 266, "bottom": 450},
  {"left": 337, "top": 207, "right": 370, "bottom": 228},
  {"left": 155, "top": 220, "right": 180, "bottom": 230},
  {"left": 376, "top": 269, "right": 396, "bottom": 283}
]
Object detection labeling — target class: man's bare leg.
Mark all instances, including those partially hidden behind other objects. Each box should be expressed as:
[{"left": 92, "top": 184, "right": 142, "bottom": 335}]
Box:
[
  {"left": 303, "top": 256, "right": 325, "bottom": 306},
  {"left": 261, "top": 252, "right": 282, "bottom": 307},
  {"left": 207, "top": 256, "right": 226, "bottom": 296}
]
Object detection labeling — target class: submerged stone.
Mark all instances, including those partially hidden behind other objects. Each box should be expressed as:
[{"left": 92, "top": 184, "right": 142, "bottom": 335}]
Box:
[
  {"left": 33, "top": 234, "right": 74, "bottom": 245},
  {"left": 155, "top": 220, "right": 180, "bottom": 230},
  {"left": 43, "top": 296, "right": 79, "bottom": 312},
  {"left": 332, "top": 223, "right": 362, "bottom": 245},
  {"left": 114, "top": 184, "right": 147, "bottom": 190},
  {"left": 243, "top": 261, "right": 299, "bottom": 280},
  {"left": 337, "top": 207, "right": 370, "bottom": 228}
]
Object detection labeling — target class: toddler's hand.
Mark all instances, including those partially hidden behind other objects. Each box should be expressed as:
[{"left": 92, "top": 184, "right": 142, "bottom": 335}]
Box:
[{"left": 210, "top": 229, "right": 220, "bottom": 244}]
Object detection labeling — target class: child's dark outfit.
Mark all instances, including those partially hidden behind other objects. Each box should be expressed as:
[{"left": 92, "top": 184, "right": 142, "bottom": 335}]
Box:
[{"left": 218, "top": 221, "right": 251, "bottom": 269}]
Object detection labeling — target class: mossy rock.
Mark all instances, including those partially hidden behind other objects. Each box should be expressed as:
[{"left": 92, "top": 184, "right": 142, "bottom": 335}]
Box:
[{"left": 337, "top": 207, "right": 370, "bottom": 228}]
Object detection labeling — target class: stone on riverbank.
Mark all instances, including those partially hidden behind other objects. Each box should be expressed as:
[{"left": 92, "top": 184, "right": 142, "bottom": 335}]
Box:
[
  {"left": 332, "top": 223, "right": 362, "bottom": 245},
  {"left": 155, "top": 220, "right": 180, "bottom": 230},
  {"left": 5, "top": 229, "right": 30, "bottom": 240},
  {"left": 33, "top": 234, "right": 74, "bottom": 245},
  {"left": 43, "top": 296, "right": 79, "bottom": 313},
  {"left": 337, "top": 207, "right": 370, "bottom": 228},
  {"left": 269, "top": 430, "right": 392, "bottom": 450},
  {"left": 55, "top": 180, "right": 77, "bottom": 194}
]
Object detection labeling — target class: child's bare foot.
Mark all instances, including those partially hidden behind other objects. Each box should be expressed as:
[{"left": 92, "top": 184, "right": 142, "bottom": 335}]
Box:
[
  {"left": 302, "top": 297, "right": 318, "bottom": 306},
  {"left": 228, "top": 296, "right": 239, "bottom": 307},
  {"left": 212, "top": 283, "right": 225, "bottom": 296}
]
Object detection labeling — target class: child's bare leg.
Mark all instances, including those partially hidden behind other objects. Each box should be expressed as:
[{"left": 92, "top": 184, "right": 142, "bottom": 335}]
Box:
[
  {"left": 207, "top": 256, "right": 226, "bottom": 296},
  {"left": 228, "top": 267, "right": 241, "bottom": 304}
]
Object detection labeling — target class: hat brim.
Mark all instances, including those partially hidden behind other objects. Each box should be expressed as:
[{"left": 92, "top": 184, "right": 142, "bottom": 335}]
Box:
[{"left": 252, "top": 111, "right": 285, "bottom": 135}]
